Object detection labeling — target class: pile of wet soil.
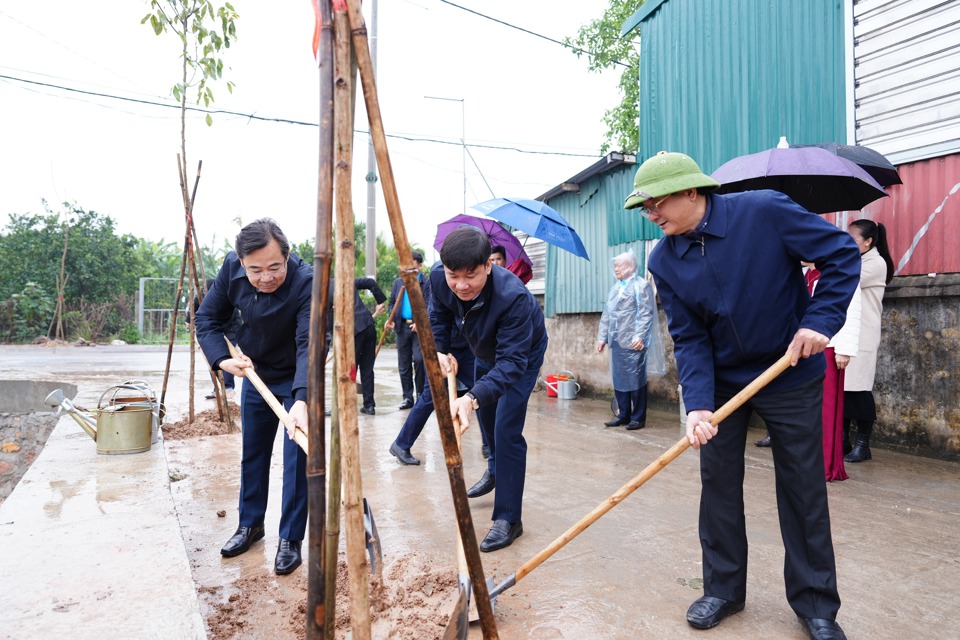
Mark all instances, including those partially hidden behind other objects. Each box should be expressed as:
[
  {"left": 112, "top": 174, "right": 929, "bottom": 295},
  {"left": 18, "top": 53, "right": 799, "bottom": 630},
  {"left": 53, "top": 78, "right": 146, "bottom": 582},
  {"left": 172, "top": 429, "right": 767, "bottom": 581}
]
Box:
[
  {"left": 206, "top": 552, "right": 460, "bottom": 640},
  {"left": 162, "top": 405, "right": 240, "bottom": 440}
]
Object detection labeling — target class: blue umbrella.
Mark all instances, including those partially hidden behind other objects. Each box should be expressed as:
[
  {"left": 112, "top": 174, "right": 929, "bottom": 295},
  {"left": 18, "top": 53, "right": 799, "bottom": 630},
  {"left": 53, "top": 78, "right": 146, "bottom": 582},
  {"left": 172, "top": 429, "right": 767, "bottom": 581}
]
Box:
[{"left": 471, "top": 197, "right": 590, "bottom": 260}]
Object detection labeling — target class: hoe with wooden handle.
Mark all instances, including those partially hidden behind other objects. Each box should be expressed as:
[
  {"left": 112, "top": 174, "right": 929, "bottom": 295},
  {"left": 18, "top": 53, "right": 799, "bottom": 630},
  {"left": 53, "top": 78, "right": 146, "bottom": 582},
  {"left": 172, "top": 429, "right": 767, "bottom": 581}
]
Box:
[
  {"left": 485, "top": 352, "right": 794, "bottom": 607},
  {"left": 224, "top": 337, "right": 384, "bottom": 573}
]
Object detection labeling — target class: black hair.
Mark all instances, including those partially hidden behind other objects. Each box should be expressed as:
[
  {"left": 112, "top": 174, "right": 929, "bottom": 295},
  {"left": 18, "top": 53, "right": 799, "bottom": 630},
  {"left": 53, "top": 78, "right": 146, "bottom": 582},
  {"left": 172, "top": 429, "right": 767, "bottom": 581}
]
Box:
[
  {"left": 849, "top": 219, "right": 894, "bottom": 284},
  {"left": 490, "top": 244, "right": 506, "bottom": 259},
  {"left": 440, "top": 227, "right": 491, "bottom": 271},
  {"left": 235, "top": 218, "right": 290, "bottom": 259},
  {"left": 411, "top": 250, "right": 424, "bottom": 265}
]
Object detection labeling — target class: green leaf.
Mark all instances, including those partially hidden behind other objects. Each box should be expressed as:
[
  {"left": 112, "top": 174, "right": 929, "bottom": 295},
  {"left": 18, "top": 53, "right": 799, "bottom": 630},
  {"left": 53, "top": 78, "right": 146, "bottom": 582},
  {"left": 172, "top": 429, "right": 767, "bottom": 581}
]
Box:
[{"left": 205, "top": 113, "right": 213, "bottom": 127}]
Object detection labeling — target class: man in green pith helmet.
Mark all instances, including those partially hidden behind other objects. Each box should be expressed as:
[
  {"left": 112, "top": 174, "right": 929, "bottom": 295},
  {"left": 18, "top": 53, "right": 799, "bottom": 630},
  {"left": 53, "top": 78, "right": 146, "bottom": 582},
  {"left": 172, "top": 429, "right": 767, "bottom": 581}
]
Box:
[{"left": 625, "top": 151, "right": 859, "bottom": 640}]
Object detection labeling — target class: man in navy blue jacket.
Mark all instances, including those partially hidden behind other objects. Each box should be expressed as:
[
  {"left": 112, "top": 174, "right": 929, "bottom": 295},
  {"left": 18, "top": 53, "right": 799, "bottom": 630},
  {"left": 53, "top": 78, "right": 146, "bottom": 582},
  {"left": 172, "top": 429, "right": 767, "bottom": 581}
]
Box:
[
  {"left": 431, "top": 227, "right": 548, "bottom": 552},
  {"left": 625, "top": 152, "right": 859, "bottom": 640},
  {"left": 195, "top": 218, "right": 313, "bottom": 576}
]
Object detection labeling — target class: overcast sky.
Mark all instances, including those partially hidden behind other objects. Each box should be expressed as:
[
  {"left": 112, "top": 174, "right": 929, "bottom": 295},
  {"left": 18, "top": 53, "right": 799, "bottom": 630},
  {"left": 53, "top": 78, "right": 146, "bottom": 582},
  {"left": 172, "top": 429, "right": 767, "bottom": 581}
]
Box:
[{"left": 0, "top": 0, "right": 625, "bottom": 264}]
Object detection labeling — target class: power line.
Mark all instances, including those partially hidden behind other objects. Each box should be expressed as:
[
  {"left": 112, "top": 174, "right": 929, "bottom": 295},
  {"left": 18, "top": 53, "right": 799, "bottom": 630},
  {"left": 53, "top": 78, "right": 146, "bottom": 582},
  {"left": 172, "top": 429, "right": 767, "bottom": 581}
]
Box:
[
  {"left": 0, "top": 72, "right": 602, "bottom": 159},
  {"left": 436, "top": 0, "right": 634, "bottom": 69}
]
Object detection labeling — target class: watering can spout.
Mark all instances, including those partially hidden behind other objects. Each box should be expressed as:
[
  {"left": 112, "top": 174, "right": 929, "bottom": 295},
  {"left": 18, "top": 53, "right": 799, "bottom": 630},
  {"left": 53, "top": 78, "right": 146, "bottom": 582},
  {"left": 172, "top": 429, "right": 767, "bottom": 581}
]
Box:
[{"left": 44, "top": 389, "right": 98, "bottom": 442}]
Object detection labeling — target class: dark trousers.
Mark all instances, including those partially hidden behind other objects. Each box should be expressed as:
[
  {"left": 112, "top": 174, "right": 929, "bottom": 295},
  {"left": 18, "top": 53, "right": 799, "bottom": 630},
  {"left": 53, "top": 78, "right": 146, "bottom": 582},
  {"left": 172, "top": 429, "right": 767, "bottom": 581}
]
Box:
[
  {"left": 699, "top": 374, "right": 840, "bottom": 619},
  {"left": 475, "top": 333, "right": 548, "bottom": 524},
  {"left": 396, "top": 323, "right": 424, "bottom": 403},
  {"left": 238, "top": 378, "right": 308, "bottom": 541},
  {"left": 394, "top": 346, "right": 475, "bottom": 451},
  {"left": 614, "top": 385, "right": 647, "bottom": 423},
  {"left": 354, "top": 324, "right": 377, "bottom": 409}
]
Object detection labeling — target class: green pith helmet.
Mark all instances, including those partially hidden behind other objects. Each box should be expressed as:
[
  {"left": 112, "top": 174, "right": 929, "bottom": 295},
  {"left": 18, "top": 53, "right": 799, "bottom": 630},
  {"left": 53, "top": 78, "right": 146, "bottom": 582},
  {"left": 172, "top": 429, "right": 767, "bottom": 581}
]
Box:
[{"left": 624, "top": 151, "right": 720, "bottom": 210}]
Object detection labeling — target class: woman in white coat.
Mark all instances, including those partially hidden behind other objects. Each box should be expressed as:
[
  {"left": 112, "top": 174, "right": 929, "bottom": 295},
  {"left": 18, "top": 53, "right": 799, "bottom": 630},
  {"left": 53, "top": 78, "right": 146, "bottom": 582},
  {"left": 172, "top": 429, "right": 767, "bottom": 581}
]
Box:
[{"left": 844, "top": 219, "right": 895, "bottom": 463}]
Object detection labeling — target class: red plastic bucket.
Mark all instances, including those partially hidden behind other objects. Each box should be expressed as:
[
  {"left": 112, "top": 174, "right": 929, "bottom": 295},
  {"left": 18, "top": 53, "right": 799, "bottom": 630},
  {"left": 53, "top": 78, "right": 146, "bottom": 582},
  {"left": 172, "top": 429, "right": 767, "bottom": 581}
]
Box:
[{"left": 545, "top": 374, "right": 558, "bottom": 397}]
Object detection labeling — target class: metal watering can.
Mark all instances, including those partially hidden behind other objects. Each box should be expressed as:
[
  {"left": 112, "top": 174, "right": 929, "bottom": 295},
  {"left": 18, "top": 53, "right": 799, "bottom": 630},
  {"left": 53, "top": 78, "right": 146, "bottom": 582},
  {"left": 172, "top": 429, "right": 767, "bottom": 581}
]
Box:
[
  {"left": 44, "top": 383, "right": 158, "bottom": 455},
  {"left": 541, "top": 370, "right": 580, "bottom": 400}
]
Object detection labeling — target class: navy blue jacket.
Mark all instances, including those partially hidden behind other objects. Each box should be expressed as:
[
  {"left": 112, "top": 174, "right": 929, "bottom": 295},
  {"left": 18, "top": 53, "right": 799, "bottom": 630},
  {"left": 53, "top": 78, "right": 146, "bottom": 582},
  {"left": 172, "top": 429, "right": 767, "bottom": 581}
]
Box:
[
  {"left": 196, "top": 252, "right": 313, "bottom": 402},
  {"left": 352, "top": 277, "right": 387, "bottom": 335},
  {"left": 429, "top": 263, "right": 546, "bottom": 407},
  {"left": 649, "top": 190, "right": 860, "bottom": 412}
]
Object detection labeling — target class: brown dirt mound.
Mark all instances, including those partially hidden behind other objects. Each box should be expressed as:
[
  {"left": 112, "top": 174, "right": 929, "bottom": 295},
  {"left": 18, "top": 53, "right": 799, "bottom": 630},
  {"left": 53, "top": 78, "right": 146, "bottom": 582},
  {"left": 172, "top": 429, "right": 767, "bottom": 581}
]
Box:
[
  {"left": 206, "top": 552, "right": 460, "bottom": 640},
  {"left": 162, "top": 405, "right": 240, "bottom": 440}
]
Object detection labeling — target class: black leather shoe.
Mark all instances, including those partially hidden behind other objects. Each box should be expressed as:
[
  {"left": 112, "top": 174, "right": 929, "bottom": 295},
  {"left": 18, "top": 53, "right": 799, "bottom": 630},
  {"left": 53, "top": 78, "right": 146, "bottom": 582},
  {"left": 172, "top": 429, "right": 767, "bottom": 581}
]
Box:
[
  {"left": 799, "top": 617, "right": 847, "bottom": 640},
  {"left": 359, "top": 406, "right": 376, "bottom": 415},
  {"left": 220, "top": 524, "right": 265, "bottom": 557},
  {"left": 466, "top": 470, "right": 495, "bottom": 498},
  {"left": 389, "top": 441, "right": 420, "bottom": 466},
  {"left": 604, "top": 418, "right": 628, "bottom": 427},
  {"left": 479, "top": 519, "right": 523, "bottom": 552},
  {"left": 686, "top": 595, "right": 745, "bottom": 629},
  {"left": 755, "top": 435, "right": 772, "bottom": 447},
  {"left": 398, "top": 399, "right": 414, "bottom": 410},
  {"left": 275, "top": 538, "right": 302, "bottom": 575},
  {"left": 626, "top": 421, "right": 645, "bottom": 430}
]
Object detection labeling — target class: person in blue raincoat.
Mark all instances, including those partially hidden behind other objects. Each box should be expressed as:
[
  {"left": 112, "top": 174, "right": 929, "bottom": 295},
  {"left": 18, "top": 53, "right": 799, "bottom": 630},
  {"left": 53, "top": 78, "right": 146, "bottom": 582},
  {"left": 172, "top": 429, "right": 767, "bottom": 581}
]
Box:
[{"left": 596, "top": 251, "right": 665, "bottom": 430}]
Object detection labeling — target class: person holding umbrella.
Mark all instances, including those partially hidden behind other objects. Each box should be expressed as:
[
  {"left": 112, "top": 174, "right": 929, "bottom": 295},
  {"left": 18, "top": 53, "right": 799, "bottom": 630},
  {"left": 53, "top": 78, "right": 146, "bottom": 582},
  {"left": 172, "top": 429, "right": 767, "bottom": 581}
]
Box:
[
  {"left": 624, "top": 152, "right": 860, "bottom": 640},
  {"left": 431, "top": 226, "right": 548, "bottom": 552}
]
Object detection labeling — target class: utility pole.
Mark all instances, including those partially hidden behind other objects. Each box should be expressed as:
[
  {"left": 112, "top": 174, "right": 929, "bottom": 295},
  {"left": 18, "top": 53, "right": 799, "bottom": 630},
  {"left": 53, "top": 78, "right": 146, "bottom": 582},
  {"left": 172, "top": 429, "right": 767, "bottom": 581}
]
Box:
[{"left": 364, "top": 0, "right": 379, "bottom": 277}]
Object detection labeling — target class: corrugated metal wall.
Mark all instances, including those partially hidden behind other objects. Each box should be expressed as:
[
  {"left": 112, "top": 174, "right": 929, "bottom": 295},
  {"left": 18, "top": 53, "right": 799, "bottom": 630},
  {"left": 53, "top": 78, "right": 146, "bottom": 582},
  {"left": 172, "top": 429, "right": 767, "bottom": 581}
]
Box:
[
  {"left": 544, "top": 165, "right": 655, "bottom": 316},
  {"left": 844, "top": 153, "right": 960, "bottom": 276},
  {"left": 636, "top": 0, "right": 847, "bottom": 173},
  {"left": 853, "top": 0, "right": 960, "bottom": 165}
]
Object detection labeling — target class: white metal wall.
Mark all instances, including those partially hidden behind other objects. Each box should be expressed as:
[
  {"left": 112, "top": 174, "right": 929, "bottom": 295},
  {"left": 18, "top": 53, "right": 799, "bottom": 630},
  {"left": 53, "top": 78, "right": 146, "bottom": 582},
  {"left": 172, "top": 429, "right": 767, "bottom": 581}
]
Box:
[{"left": 853, "top": 0, "right": 960, "bottom": 164}]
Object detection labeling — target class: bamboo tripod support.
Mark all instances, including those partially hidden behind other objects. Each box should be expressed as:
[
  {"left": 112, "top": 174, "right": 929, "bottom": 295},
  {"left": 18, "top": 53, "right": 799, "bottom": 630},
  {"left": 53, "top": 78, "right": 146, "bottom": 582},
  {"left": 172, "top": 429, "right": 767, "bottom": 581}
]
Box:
[{"left": 343, "top": 1, "right": 498, "bottom": 637}]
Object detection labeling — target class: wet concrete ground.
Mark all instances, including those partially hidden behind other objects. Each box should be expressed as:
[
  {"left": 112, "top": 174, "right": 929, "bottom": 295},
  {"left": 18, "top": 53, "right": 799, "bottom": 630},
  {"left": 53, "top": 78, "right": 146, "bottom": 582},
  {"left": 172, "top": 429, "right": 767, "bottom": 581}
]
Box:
[{"left": 1, "top": 343, "right": 958, "bottom": 639}]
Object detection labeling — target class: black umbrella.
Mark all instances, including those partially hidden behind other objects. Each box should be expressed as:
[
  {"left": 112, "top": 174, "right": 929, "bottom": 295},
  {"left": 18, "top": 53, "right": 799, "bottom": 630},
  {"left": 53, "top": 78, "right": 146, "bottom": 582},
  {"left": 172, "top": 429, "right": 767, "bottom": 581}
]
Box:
[
  {"left": 791, "top": 142, "right": 902, "bottom": 187},
  {"left": 711, "top": 146, "right": 888, "bottom": 214}
]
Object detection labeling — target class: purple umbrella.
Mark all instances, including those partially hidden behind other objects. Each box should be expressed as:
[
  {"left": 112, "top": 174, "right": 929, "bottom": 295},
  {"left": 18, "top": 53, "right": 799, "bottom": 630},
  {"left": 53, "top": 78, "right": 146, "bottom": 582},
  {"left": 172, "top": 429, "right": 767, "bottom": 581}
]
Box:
[
  {"left": 711, "top": 146, "right": 888, "bottom": 213},
  {"left": 434, "top": 214, "right": 532, "bottom": 267}
]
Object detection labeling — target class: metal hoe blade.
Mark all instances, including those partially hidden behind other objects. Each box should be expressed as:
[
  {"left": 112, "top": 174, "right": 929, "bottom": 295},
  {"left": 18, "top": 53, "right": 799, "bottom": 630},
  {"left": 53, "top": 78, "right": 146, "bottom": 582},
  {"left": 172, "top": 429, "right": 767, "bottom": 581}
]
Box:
[{"left": 362, "top": 497, "right": 383, "bottom": 575}]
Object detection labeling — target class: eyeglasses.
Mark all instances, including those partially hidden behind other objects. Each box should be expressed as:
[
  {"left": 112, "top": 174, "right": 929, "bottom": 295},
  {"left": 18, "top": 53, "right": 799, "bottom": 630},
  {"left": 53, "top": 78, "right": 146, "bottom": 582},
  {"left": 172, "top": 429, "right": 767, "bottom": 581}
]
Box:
[
  {"left": 640, "top": 194, "right": 671, "bottom": 218},
  {"left": 245, "top": 263, "right": 287, "bottom": 280}
]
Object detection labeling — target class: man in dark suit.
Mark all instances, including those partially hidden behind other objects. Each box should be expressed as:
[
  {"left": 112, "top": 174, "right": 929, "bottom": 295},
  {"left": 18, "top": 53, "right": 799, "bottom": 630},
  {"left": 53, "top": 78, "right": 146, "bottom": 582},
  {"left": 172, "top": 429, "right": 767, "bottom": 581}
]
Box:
[
  {"left": 195, "top": 218, "right": 313, "bottom": 576},
  {"left": 353, "top": 277, "right": 386, "bottom": 415},
  {"left": 385, "top": 250, "right": 428, "bottom": 410},
  {"left": 431, "top": 227, "right": 548, "bottom": 552}
]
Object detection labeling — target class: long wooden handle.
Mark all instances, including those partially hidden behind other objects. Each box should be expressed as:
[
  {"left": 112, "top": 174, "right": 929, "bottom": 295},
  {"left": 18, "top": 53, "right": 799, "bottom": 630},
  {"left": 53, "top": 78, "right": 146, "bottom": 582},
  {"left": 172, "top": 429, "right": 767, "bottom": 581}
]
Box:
[
  {"left": 374, "top": 285, "right": 405, "bottom": 361},
  {"left": 494, "top": 352, "right": 793, "bottom": 596},
  {"left": 224, "top": 338, "right": 310, "bottom": 454},
  {"left": 448, "top": 369, "right": 470, "bottom": 578}
]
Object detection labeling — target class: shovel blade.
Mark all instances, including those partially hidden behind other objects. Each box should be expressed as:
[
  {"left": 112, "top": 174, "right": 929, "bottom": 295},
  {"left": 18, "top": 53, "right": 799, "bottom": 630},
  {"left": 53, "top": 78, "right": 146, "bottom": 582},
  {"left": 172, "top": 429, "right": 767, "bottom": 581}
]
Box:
[
  {"left": 441, "top": 577, "right": 470, "bottom": 640},
  {"left": 362, "top": 497, "right": 383, "bottom": 575}
]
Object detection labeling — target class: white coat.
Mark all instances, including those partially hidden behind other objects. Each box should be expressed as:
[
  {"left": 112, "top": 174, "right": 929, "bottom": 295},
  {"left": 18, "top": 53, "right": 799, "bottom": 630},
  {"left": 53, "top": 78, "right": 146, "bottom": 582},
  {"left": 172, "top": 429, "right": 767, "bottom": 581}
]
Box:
[{"left": 844, "top": 248, "right": 886, "bottom": 391}]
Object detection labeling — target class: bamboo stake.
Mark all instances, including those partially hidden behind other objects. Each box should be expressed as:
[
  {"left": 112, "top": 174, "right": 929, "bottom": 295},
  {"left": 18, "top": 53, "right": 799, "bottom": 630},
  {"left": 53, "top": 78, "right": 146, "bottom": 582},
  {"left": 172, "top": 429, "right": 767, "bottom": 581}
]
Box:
[
  {"left": 307, "top": 0, "right": 336, "bottom": 636},
  {"left": 323, "top": 363, "right": 342, "bottom": 638},
  {"left": 342, "top": 1, "right": 498, "bottom": 637},
  {"left": 332, "top": 8, "right": 371, "bottom": 639}
]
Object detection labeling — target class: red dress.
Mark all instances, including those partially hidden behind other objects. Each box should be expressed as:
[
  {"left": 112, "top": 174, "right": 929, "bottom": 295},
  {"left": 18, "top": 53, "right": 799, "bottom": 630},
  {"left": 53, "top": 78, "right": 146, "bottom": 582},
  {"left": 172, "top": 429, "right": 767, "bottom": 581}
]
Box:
[{"left": 806, "top": 268, "right": 848, "bottom": 482}]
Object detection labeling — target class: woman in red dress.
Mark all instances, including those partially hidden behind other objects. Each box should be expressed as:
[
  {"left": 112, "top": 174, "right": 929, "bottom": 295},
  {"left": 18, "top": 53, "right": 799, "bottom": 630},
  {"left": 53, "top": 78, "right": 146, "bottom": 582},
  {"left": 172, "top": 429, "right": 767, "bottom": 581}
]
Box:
[{"left": 804, "top": 264, "right": 861, "bottom": 482}]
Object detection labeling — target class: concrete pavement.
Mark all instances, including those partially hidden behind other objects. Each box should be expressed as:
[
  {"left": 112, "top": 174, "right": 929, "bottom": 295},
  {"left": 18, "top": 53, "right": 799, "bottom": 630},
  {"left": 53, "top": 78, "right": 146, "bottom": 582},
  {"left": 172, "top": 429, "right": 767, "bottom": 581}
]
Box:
[{"left": 0, "top": 344, "right": 958, "bottom": 639}]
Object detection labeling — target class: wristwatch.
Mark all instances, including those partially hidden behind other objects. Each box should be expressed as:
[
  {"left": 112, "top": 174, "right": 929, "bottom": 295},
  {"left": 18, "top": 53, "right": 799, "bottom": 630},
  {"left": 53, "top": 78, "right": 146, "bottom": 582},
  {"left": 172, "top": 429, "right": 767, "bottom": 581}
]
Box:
[{"left": 464, "top": 392, "right": 480, "bottom": 410}]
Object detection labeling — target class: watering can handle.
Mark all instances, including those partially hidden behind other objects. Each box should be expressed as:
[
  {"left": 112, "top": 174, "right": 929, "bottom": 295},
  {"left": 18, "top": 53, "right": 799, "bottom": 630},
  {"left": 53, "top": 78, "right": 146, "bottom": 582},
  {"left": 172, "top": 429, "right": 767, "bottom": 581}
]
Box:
[{"left": 559, "top": 370, "right": 576, "bottom": 379}]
